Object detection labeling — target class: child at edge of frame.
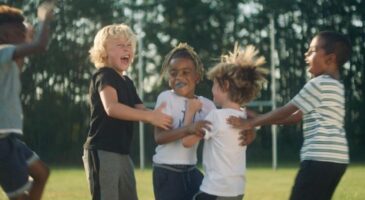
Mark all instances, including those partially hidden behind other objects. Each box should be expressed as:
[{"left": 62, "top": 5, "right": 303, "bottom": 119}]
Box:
[
  {"left": 0, "top": 1, "right": 56, "bottom": 200},
  {"left": 227, "top": 31, "right": 351, "bottom": 200}
]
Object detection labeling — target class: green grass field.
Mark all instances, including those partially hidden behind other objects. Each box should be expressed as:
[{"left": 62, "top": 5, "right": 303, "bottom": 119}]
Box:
[{"left": 1, "top": 164, "right": 364, "bottom": 200}]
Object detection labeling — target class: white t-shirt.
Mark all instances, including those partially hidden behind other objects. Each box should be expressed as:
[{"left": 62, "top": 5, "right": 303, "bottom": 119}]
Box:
[
  {"left": 200, "top": 108, "right": 247, "bottom": 196},
  {"left": 152, "top": 90, "right": 216, "bottom": 165}
]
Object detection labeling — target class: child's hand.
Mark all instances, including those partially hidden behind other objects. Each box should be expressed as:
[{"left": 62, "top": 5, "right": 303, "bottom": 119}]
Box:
[
  {"left": 238, "top": 129, "right": 256, "bottom": 146},
  {"left": 151, "top": 102, "right": 173, "bottom": 130},
  {"left": 186, "top": 99, "right": 202, "bottom": 114},
  {"left": 37, "top": 0, "right": 56, "bottom": 22},
  {"left": 227, "top": 116, "right": 252, "bottom": 130},
  {"left": 187, "top": 120, "right": 211, "bottom": 136}
]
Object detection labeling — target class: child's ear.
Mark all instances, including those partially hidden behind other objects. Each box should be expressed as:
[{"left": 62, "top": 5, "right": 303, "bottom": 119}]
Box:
[
  {"left": 326, "top": 53, "right": 337, "bottom": 65},
  {"left": 194, "top": 73, "right": 200, "bottom": 84},
  {"left": 223, "top": 80, "right": 230, "bottom": 91}
]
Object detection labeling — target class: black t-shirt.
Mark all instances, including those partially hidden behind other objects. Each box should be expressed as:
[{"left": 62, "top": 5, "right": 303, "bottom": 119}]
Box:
[{"left": 84, "top": 67, "right": 142, "bottom": 154}]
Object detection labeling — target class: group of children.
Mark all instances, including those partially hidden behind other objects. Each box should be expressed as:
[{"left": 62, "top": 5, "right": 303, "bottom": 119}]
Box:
[{"left": 0, "top": 2, "right": 351, "bottom": 200}]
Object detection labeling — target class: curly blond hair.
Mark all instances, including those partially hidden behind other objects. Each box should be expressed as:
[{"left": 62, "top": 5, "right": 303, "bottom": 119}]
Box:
[
  {"left": 89, "top": 24, "right": 137, "bottom": 68},
  {"left": 207, "top": 44, "right": 267, "bottom": 105},
  {"left": 160, "top": 43, "right": 204, "bottom": 81}
]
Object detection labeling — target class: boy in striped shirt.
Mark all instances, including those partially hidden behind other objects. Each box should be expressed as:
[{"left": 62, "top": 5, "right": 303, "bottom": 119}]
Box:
[{"left": 227, "top": 31, "right": 351, "bottom": 200}]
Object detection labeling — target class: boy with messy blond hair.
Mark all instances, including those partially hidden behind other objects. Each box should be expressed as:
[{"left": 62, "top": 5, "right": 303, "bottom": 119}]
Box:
[
  {"left": 83, "top": 23, "right": 172, "bottom": 200},
  {"left": 185, "top": 45, "right": 267, "bottom": 200}
]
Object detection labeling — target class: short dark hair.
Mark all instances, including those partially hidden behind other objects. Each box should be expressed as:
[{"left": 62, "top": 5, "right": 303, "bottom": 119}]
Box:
[
  {"left": 317, "top": 31, "right": 351, "bottom": 67},
  {"left": 161, "top": 43, "right": 204, "bottom": 81},
  {"left": 0, "top": 5, "right": 26, "bottom": 44},
  {"left": 0, "top": 5, "right": 24, "bottom": 25}
]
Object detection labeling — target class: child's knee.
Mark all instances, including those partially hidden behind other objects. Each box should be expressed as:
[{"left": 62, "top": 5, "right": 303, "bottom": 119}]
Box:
[{"left": 28, "top": 160, "right": 50, "bottom": 182}]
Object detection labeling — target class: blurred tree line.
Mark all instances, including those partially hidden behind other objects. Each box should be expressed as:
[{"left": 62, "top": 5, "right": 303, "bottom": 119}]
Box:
[{"left": 3, "top": 0, "right": 364, "bottom": 165}]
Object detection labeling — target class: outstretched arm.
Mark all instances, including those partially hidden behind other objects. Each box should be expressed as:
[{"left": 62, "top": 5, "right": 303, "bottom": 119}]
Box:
[
  {"left": 100, "top": 85, "right": 172, "bottom": 130},
  {"left": 13, "top": 1, "right": 55, "bottom": 59},
  {"left": 228, "top": 102, "right": 299, "bottom": 130},
  {"left": 272, "top": 109, "right": 302, "bottom": 125}
]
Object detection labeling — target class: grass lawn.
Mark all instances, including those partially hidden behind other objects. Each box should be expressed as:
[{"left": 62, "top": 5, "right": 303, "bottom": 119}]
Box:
[{"left": 1, "top": 163, "right": 364, "bottom": 200}]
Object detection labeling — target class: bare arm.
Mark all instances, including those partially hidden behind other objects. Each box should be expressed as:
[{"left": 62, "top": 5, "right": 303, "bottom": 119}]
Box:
[
  {"left": 272, "top": 109, "right": 302, "bottom": 125},
  {"left": 135, "top": 103, "right": 149, "bottom": 111},
  {"left": 154, "top": 99, "right": 209, "bottom": 145},
  {"left": 228, "top": 102, "right": 299, "bottom": 130},
  {"left": 13, "top": 1, "right": 55, "bottom": 59},
  {"left": 100, "top": 85, "right": 172, "bottom": 130},
  {"left": 181, "top": 99, "right": 204, "bottom": 148}
]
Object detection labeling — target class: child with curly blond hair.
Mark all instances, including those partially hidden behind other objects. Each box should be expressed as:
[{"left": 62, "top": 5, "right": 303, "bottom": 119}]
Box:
[
  {"left": 83, "top": 23, "right": 172, "bottom": 200},
  {"left": 184, "top": 44, "right": 267, "bottom": 200}
]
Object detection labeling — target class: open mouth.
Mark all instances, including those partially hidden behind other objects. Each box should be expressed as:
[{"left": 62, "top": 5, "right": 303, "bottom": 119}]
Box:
[
  {"left": 175, "top": 82, "right": 186, "bottom": 89},
  {"left": 120, "top": 55, "right": 130, "bottom": 63}
]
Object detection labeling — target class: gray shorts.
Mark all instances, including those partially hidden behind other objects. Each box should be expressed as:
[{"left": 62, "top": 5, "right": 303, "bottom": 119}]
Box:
[
  {"left": 192, "top": 191, "right": 244, "bottom": 200},
  {"left": 82, "top": 149, "right": 138, "bottom": 200}
]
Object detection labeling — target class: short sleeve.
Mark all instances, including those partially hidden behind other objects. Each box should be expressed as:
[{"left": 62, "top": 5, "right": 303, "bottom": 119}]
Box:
[
  {"left": 155, "top": 92, "right": 171, "bottom": 115},
  {"left": 94, "top": 69, "right": 119, "bottom": 92},
  {"left": 0, "top": 45, "right": 15, "bottom": 66},
  {"left": 125, "top": 76, "right": 142, "bottom": 105},
  {"left": 203, "top": 110, "right": 217, "bottom": 140},
  {"left": 291, "top": 79, "right": 322, "bottom": 114}
]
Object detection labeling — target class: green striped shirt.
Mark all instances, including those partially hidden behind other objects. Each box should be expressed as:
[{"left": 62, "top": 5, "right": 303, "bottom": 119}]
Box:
[{"left": 291, "top": 75, "right": 349, "bottom": 164}]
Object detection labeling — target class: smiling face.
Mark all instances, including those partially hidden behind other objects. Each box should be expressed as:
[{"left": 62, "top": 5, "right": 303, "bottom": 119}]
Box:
[
  {"left": 305, "top": 36, "right": 332, "bottom": 77},
  {"left": 105, "top": 37, "right": 134, "bottom": 74},
  {"left": 168, "top": 57, "right": 200, "bottom": 98}
]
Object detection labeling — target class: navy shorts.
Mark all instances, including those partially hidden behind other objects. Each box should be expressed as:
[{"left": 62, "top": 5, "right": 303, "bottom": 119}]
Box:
[
  {"left": 0, "top": 134, "right": 39, "bottom": 198},
  {"left": 153, "top": 163, "right": 203, "bottom": 200}
]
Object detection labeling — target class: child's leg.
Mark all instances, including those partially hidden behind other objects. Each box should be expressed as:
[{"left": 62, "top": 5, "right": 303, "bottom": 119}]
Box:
[
  {"left": 83, "top": 149, "right": 137, "bottom": 200},
  {"left": 27, "top": 159, "right": 50, "bottom": 200},
  {"left": 118, "top": 155, "right": 138, "bottom": 200},
  {"left": 186, "top": 168, "right": 204, "bottom": 199},
  {"left": 153, "top": 164, "right": 203, "bottom": 200},
  {"left": 319, "top": 162, "right": 347, "bottom": 199},
  {"left": 0, "top": 135, "right": 32, "bottom": 200},
  {"left": 289, "top": 160, "right": 347, "bottom": 200}
]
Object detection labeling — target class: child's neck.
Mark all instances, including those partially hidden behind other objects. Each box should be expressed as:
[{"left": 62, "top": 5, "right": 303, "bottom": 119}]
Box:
[
  {"left": 322, "top": 64, "right": 340, "bottom": 80},
  {"left": 221, "top": 101, "right": 241, "bottom": 110},
  {"left": 321, "top": 69, "right": 340, "bottom": 80}
]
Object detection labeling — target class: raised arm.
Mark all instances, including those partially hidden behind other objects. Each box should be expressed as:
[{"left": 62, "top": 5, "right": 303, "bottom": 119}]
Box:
[
  {"left": 13, "top": 1, "right": 55, "bottom": 59},
  {"left": 100, "top": 85, "right": 172, "bottom": 130}
]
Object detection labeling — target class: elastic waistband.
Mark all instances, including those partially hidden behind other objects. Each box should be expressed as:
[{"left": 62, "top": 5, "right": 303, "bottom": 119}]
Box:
[
  {"left": 153, "top": 163, "right": 196, "bottom": 172},
  {"left": 0, "top": 132, "right": 20, "bottom": 139}
]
